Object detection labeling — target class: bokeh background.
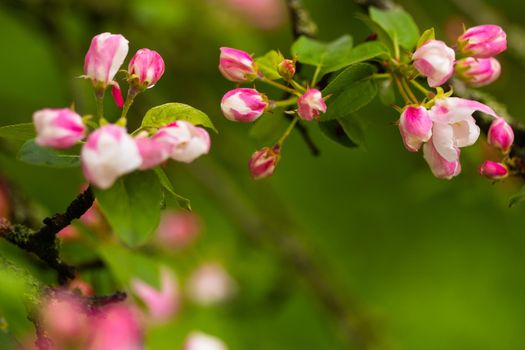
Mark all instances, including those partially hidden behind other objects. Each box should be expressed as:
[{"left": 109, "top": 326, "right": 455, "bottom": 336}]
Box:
[{"left": 0, "top": 0, "right": 524, "bottom": 349}]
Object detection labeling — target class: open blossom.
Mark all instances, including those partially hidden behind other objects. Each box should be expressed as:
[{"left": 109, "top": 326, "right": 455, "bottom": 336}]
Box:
[
  {"left": 129, "top": 48, "right": 165, "bottom": 89},
  {"left": 458, "top": 25, "right": 507, "bottom": 58},
  {"left": 187, "top": 263, "right": 236, "bottom": 306},
  {"left": 88, "top": 303, "right": 143, "bottom": 350},
  {"left": 135, "top": 133, "right": 171, "bottom": 170},
  {"left": 33, "top": 108, "right": 85, "bottom": 149},
  {"left": 153, "top": 121, "right": 211, "bottom": 163},
  {"left": 428, "top": 97, "right": 498, "bottom": 162},
  {"left": 297, "top": 89, "right": 327, "bottom": 121},
  {"left": 249, "top": 146, "right": 280, "bottom": 180},
  {"left": 399, "top": 106, "right": 432, "bottom": 152},
  {"left": 221, "top": 88, "right": 268, "bottom": 122},
  {"left": 131, "top": 268, "right": 179, "bottom": 323},
  {"left": 423, "top": 139, "right": 462, "bottom": 179},
  {"left": 479, "top": 160, "right": 508, "bottom": 179},
  {"left": 488, "top": 117, "right": 514, "bottom": 152},
  {"left": 219, "top": 47, "right": 257, "bottom": 82},
  {"left": 184, "top": 331, "right": 227, "bottom": 350},
  {"left": 412, "top": 40, "right": 455, "bottom": 87},
  {"left": 455, "top": 57, "right": 501, "bottom": 87},
  {"left": 81, "top": 125, "right": 142, "bottom": 189},
  {"left": 84, "top": 33, "right": 129, "bottom": 87}
]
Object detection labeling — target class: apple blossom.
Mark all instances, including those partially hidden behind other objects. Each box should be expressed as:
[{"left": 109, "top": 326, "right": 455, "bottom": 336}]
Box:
[
  {"left": 487, "top": 117, "right": 514, "bottom": 153},
  {"left": 455, "top": 57, "right": 501, "bottom": 87},
  {"left": 156, "top": 211, "right": 201, "bottom": 249},
  {"left": 249, "top": 146, "right": 280, "bottom": 180},
  {"left": 84, "top": 33, "right": 129, "bottom": 88},
  {"left": 423, "top": 139, "right": 462, "bottom": 179},
  {"left": 458, "top": 25, "right": 507, "bottom": 58},
  {"left": 399, "top": 106, "right": 433, "bottom": 152},
  {"left": 297, "top": 89, "right": 327, "bottom": 121},
  {"left": 428, "top": 97, "right": 498, "bottom": 162},
  {"left": 412, "top": 40, "right": 455, "bottom": 87},
  {"left": 153, "top": 121, "right": 211, "bottom": 163},
  {"left": 219, "top": 47, "right": 257, "bottom": 82},
  {"left": 33, "top": 108, "right": 85, "bottom": 149},
  {"left": 221, "top": 88, "right": 268, "bottom": 122},
  {"left": 184, "top": 331, "right": 227, "bottom": 350},
  {"left": 479, "top": 160, "right": 508, "bottom": 179},
  {"left": 131, "top": 267, "right": 179, "bottom": 323},
  {"left": 187, "top": 263, "right": 235, "bottom": 306},
  {"left": 128, "top": 48, "right": 165, "bottom": 89},
  {"left": 135, "top": 134, "right": 171, "bottom": 170},
  {"left": 81, "top": 125, "right": 142, "bottom": 189}
]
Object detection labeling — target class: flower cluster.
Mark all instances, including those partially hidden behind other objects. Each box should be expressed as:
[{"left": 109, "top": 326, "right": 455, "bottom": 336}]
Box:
[
  {"left": 395, "top": 25, "right": 513, "bottom": 180},
  {"left": 218, "top": 47, "right": 327, "bottom": 179},
  {"left": 32, "top": 33, "right": 211, "bottom": 189}
]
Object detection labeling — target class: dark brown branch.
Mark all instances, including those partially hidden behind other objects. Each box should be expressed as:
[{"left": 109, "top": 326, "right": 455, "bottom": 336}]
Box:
[{"left": 0, "top": 187, "right": 94, "bottom": 284}]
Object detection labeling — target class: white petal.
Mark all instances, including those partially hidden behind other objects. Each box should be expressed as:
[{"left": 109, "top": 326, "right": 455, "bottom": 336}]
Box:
[
  {"left": 432, "top": 123, "right": 459, "bottom": 162},
  {"left": 452, "top": 117, "right": 480, "bottom": 148}
]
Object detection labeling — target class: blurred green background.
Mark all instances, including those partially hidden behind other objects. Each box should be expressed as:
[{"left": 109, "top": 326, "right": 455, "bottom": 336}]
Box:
[{"left": 1, "top": 0, "right": 525, "bottom": 349}]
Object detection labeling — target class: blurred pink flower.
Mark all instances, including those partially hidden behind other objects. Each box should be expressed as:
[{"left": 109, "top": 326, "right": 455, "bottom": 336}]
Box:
[
  {"left": 184, "top": 331, "right": 227, "bottom": 350},
  {"left": 156, "top": 211, "right": 201, "bottom": 249},
  {"left": 225, "top": 0, "right": 286, "bottom": 30},
  {"left": 187, "top": 263, "right": 236, "bottom": 306}
]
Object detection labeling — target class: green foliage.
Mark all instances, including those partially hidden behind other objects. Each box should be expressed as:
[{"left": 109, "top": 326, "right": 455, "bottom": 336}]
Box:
[
  {"left": 94, "top": 170, "right": 162, "bottom": 246},
  {"left": 0, "top": 123, "right": 35, "bottom": 141},
  {"left": 321, "top": 63, "right": 377, "bottom": 121},
  {"left": 291, "top": 35, "right": 354, "bottom": 75},
  {"left": 154, "top": 167, "right": 192, "bottom": 211},
  {"left": 319, "top": 114, "right": 366, "bottom": 149},
  {"left": 417, "top": 28, "right": 436, "bottom": 48},
  {"left": 509, "top": 186, "right": 525, "bottom": 207},
  {"left": 17, "top": 139, "right": 80, "bottom": 168},
  {"left": 378, "top": 78, "right": 396, "bottom": 105},
  {"left": 255, "top": 50, "right": 284, "bottom": 80},
  {"left": 369, "top": 7, "right": 420, "bottom": 50},
  {"left": 141, "top": 103, "right": 217, "bottom": 133}
]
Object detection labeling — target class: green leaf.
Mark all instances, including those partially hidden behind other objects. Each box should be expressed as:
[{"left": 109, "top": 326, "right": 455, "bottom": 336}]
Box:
[
  {"left": 94, "top": 170, "right": 163, "bottom": 246},
  {"left": 291, "top": 35, "right": 354, "bottom": 74},
  {"left": 319, "top": 114, "right": 366, "bottom": 149},
  {"left": 417, "top": 28, "right": 435, "bottom": 48},
  {"left": 141, "top": 103, "right": 217, "bottom": 133},
  {"left": 154, "top": 167, "right": 191, "bottom": 211},
  {"left": 378, "top": 78, "right": 396, "bottom": 106},
  {"left": 321, "top": 63, "right": 377, "bottom": 121},
  {"left": 356, "top": 14, "right": 395, "bottom": 55},
  {"left": 509, "top": 186, "right": 525, "bottom": 208},
  {"left": 0, "top": 123, "right": 36, "bottom": 141},
  {"left": 320, "top": 41, "right": 388, "bottom": 75},
  {"left": 370, "top": 7, "right": 420, "bottom": 50},
  {"left": 98, "top": 244, "right": 161, "bottom": 288},
  {"left": 249, "top": 114, "right": 289, "bottom": 144},
  {"left": 17, "top": 140, "right": 80, "bottom": 168},
  {"left": 255, "top": 50, "right": 283, "bottom": 80}
]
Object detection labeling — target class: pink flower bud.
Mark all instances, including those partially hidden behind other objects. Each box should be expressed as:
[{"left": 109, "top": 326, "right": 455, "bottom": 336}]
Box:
[
  {"left": 278, "top": 59, "right": 296, "bottom": 80},
  {"left": 423, "top": 139, "right": 461, "bottom": 179},
  {"left": 479, "top": 160, "right": 508, "bottom": 179},
  {"left": 84, "top": 33, "right": 129, "bottom": 87},
  {"left": 81, "top": 125, "right": 142, "bottom": 189},
  {"left": 89, "top": 303, "right": 143, "bottom": 350},
  {"left": 131, "top": 267, "right": 179, "bottom": 323},
  {"left": 156, "top": 211, "right": 201, "bottom": 249},
  {"left": 458, "top": 25, "right": 507, "bottom": 58},
  {"left": 153, "top": 121, "right": 211, "bottom": 163},
  {"left": 187, "top": 263, "right": 236, "bottom": 306},
  {"left": 455, "top": 57, "right": 501, "bottom": 87},
  {"left": 33, "top": 108, "right": 85, "bottom": 149},
  {"left": 221, "top": 88, "right": 268, "bottom": 122},
  {"left": 128, "top": 48, "right": 165, "bottom": 89},
  {"left": 184, "top": 331, "right": 227, "bottom": 350},
  {"left": 487, "top": 117, "right": 514, "bottom": 152},
  {"left": 412, "top": 40, "right": 455, "bottom": 87},
  {"left": 399, "top": 106, "right": 433, "bottom": 152},
  {"left": 297, "top": 89, "right": 327, "bottom": 121},
  {"left": 112, "top": 83, "right": 124, "bottom": 108},
  {"left": 68, "top": 278, "right": 94, "bottom": 296},
  {"left": 57, "top": 226, "right": 78, "bottom": 240},
  {"left": 135, "top": 134, "right": 171, "bottom": 170},
  {"left": 219, "top": 47, "right": 257, "bottom": 82},
  {"left": 249, "top": 146, "right": 280, "bottom": 180}
]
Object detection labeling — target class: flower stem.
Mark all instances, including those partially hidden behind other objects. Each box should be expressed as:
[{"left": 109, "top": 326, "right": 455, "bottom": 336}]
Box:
[
  {"left": 260, "top": 76, "right": 301, "bottom": 96},
  {"left": 401, "top": 78, "right": 418, "bottom": 104},
  {"left": 393, "top": 75, "right": 412, "bottom": 105},
  {"left": 95, "top": 89, "right": 105, "bottom": 122},
  {"left": 409, "top": 79, "right": 432, "bottom": 96},
  {"left": 290, "top": 79, "right": 306, "bottom": 93},
  {"left": 272, "top": 97, "right": 298, "bottom": 109},
  {"left": 277, "top": 116, "right": 299, "bottom": 146},
  {"left": 372, "top": 73, "right": 392, "bottom": 79},
  {"left": 118, "top": 87, "right": 140, "bottom": 126},
  {"left": 311, "top": 64, "right": 322, "bottom": 86}
]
